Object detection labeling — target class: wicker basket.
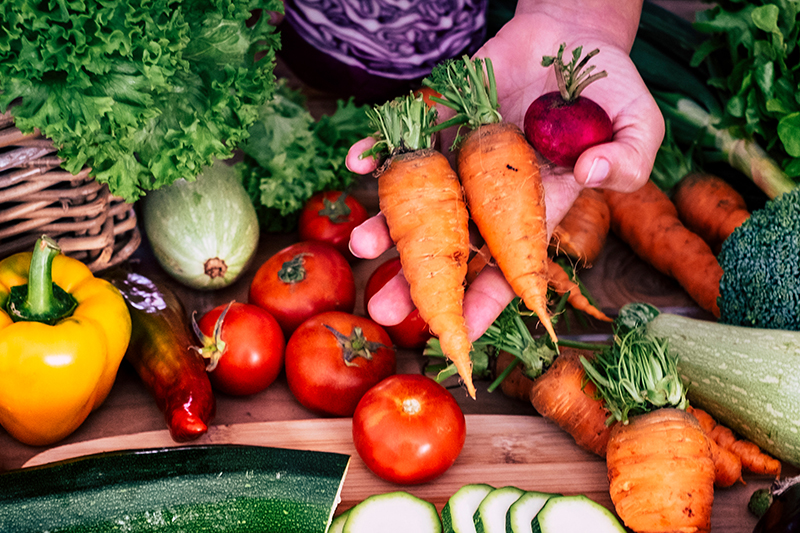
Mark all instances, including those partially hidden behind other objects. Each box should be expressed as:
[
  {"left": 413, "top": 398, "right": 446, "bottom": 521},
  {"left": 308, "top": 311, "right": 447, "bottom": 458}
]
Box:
[{"left": 0, "top": 110, "right": 140, "bottom": 272}]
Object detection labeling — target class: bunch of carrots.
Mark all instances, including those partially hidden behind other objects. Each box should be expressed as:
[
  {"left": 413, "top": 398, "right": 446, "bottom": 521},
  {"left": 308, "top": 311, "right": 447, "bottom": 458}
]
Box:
[
  {"left": 481, "top": 302, "right": 779, "bottom": 532},
  {"left": 361, "top": 55, "right": 559, "bottom": 398}
]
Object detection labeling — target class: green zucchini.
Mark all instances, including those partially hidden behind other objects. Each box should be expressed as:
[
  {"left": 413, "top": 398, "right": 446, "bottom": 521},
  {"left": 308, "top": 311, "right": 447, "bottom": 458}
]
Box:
[
  {"left": 442, "top": 483, "right": 495, "bottom": 533},
  {"left": 532, "top": 495, "right": 625, "bottom": 533},
  {"left": 473, "top": 486, "right": 524, "bottom": 533},
  {"left": 342, "top": 491, "right": 441, "bottom": 533},
  {"left": 505, "top": 491, "right": 559, "bottom": 533},
  {"left": 330, "top": 510, "right": 351, "bottom": 533},
  {"left": 0, "top": 444, "right": 349, "bottom": 533},
  {"left": 642, "top": 312, "right": 800, "bottom": 467}
]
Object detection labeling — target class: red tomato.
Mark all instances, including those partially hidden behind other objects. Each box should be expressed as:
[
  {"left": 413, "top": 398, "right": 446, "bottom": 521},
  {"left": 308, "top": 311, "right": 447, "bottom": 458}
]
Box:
[
  {"left": 364, "top": 257, "right": 432, "bottom": 349},
  {"left": 196, "top": 302, "right": 286, "bottom": 396},
  {"left": 249, "top": 241, "right": 356, "bottom": 336},
  {"left": 298, "top": 191, "right": 369, "bottom": 258},
  {"left": 352, "top": 374, "right": 466, "bottom": 485},
  {"left": 285, "top": 311, "right": 396, "bottom": 417}
]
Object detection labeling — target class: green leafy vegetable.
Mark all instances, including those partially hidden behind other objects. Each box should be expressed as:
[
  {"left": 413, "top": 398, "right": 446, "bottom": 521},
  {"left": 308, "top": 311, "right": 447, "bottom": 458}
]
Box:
[
  {"left": 0, "top": 0, "right": 282, "bottom": 202},
  {"left": 692, "top": 0, "right": 800, "bottom": 177},
  {"left": 237, "top": 81, "right": 372, "bottom": 232}
]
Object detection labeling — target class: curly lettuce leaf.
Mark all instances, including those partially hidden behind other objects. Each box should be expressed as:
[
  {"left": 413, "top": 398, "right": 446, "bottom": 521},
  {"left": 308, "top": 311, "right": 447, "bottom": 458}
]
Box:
[
  {"left": 0, "top": 0, "right": 282, "bottom": 202},
  {"left": 238, "top": 81, "right": 372, "bottom": 232}
]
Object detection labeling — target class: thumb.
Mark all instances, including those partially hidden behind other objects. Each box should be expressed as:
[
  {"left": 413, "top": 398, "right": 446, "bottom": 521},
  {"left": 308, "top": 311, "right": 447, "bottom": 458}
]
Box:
[{"left": 573, "top": 97, "right": 665, "bottom": 193}]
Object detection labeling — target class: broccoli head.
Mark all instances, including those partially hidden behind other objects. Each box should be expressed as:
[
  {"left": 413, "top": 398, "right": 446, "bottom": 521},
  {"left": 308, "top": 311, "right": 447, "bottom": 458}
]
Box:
[{"left": 717, "top": 187, "right": 800, "bottom": 330}]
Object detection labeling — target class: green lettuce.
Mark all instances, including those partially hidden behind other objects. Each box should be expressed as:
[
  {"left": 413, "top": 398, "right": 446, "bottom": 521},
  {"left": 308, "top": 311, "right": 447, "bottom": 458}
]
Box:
[
  {"left": 0, "top": 0, "right": 282, "bottom": 202},
  {"left": 238, "top": 81, "right": 373, "bottom": 232}
]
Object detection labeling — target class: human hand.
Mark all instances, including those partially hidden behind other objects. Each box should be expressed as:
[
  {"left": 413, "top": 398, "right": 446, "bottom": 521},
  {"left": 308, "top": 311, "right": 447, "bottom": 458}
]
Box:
[{"left": 349, "top": 0, "right": 664, "bottom": 340}]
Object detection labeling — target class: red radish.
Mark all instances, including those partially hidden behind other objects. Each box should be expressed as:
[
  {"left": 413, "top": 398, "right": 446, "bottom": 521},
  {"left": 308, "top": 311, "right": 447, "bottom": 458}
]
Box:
[{"left": 524, "top": 43, "right": 612, "bottom": 167}]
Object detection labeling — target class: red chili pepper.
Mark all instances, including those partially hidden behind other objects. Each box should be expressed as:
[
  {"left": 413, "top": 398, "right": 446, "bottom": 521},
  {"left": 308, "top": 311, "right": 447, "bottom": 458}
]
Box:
[{"left": 106, "top": 270, "right": 215, "bottom": 442}]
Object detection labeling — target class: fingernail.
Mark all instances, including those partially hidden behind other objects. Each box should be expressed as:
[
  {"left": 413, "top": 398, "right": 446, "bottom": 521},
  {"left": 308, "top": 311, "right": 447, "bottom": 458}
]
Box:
[{"left": 585, "top": 157, "right": 610, "bottom": 187}]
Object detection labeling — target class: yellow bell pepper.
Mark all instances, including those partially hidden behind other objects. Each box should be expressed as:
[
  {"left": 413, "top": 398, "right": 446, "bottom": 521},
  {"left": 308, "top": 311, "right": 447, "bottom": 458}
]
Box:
[{"left": 0, "top": 236, "right": 132, "bottom": 446}]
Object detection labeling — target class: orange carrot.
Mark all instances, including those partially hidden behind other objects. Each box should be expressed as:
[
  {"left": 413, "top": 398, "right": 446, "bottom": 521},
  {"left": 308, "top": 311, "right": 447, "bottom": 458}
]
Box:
[
  {"left": 582, "top": 327, "right": 715, "bottom": 532},
  {"left": 606, "top": 408, "right": 716, "bottom": 533},
  {"left": 685, "top": 406, "right": 743, "bottom": 487},
  {"left": 466, "top": 244, "right": 609, "bottom": 322},
  {"left": 604, "top": 180, "right": 723, "bottom": 317},
  {"left": 367, "top": 95, "right": 475, "bottom": 398},
  {"left": 671, "top": 173, "right": 750, "bottom": 254},
  {"left": 686, "top": 405, "right": 781, "bottom": 479},
  {"left": 546, "top": 258, "right": 611, "bottom": 322},
  {"left": 549, "top": 187, "right": 611, "bottom": 267},
  {"left": 458, "top": 122, "right": 557, "bottom": 344},
  {"left": 425, "top": 56, "right": 557, "bottom": 345},
  {"left": 529, "top": 348, "right": 613, "bottom": 457}
]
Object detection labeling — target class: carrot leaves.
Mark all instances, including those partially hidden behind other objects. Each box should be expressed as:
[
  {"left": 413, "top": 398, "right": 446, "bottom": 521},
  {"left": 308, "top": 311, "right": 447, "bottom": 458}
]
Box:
[
  {"left": 581, "top": 326, "right": 687, "bottom": 425},
  {"left": 362, "top": 93, "right": 438, "bottom": 160},
  {"left": 423, "top": 55, "right": 502, "bottom": 145}
]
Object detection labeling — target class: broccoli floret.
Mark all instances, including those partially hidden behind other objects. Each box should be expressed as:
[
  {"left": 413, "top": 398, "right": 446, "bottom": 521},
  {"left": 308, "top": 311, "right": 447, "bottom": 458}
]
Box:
[{"left": 718, "top": 187, "right": 800, "bottom": 330}]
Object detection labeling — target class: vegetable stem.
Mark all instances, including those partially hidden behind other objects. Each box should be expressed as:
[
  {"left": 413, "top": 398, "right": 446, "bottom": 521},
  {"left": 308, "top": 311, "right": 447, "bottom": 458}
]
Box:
[{"left": 5, "top": 235, "right": 77, "bottom": 325}]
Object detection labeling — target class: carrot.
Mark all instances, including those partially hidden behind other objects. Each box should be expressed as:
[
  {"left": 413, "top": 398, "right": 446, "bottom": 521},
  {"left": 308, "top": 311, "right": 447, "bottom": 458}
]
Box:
[
  {"left": 686, "top": 405, "right": 781, "bottom": 479},
  {"left": 582, "top": 327, "right": 715, "bottom": 533},
  {"left": 685, "top": 406, "right": 743, "bottom": 487},
  {"left": 604, "top": 180, "right": 724, "bottom": 317},
  {"left": 494, "top": 349, "right": 536, "bottom": 402},
  {"left": 549, "top": 187, "right": 610, "bottom": 267},
  {"left": 671, "top": 173, "right": 751, "bottom": 253},
  {"left": 529, "top": 348, "right": 613, "bottom": 457},
  {"left": 606, "top": 408, "right": 716, "bottom": 533},
  {"left": 546, "top": 257, "right": 611, "bottom": 322},
  {"left": 466, "top": 242, "right": 609, "bottom": 323},
  {"left": 365, "top": 94, "right": 475, "bottom": 398},
  {"left": 425, "top": 56, "right": 557, "bottom": 345}
]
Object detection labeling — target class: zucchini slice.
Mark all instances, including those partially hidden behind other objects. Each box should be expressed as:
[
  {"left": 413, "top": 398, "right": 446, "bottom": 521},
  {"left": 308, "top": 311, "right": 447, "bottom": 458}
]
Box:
[
  {"left": 473, "top": 486, "right": 525, "bottom": 533},
  {"left": 0, "top": 445, "right": 349, "bottom": 533},
  {"left": 442, "top": 483, "right": 495, "bottom": 533},
  {"left": 532, "top": 495, "right": 626, "bottom": 533},
  {"left": 343, "top": 491, "right": 441, "bottom": 533},
  {"left": 330, "top": 509, "right": 351, "bottom": 533},
  {"left": 505, "top": 491, "right": 559, "bottom": 533}
]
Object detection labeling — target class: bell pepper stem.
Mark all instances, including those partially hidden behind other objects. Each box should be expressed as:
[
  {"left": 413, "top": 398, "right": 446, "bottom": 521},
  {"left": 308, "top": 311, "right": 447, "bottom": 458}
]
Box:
[{"left": 6, "top": 235, "right": 78, "bottom": 324}]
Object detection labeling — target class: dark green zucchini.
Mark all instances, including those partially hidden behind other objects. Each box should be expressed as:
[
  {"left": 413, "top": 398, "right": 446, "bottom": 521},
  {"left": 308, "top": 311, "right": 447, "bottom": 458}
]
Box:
[{"left": 0, "top": 445, "right": 349, "bottom": 532}]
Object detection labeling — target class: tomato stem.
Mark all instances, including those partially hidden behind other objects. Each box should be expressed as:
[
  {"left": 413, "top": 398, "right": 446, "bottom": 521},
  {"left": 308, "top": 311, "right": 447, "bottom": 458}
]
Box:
[
  {"left": 278, "top": 254, "right": 308, "bottom": 284},
  {"left": 191, "top": 301, "right": 232, "bottom": 371},
  {"left": 325, "top": 324, "right": 389, "bottom": 367},
  {"left": 319, "top": 193, "right": 352, "bottom": 224}
]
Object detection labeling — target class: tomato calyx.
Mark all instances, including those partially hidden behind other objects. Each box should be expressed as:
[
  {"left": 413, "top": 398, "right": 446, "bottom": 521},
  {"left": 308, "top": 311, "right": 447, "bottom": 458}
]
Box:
[
  {"left": 318, "top": 193, "right": 352, "bottom": 224},
  {"left": 191, "top": 301, "right": 232, "bottom": 371},
  {"left": 324, "top": 324, "right": 389, "bottom": 366},
  {"left": 277, "top": 254, "right": 308, "bottom": 284}
]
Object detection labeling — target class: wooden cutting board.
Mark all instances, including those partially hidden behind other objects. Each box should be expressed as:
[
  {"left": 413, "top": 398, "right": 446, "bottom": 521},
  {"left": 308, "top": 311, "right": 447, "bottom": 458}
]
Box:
[{"left": 23, "top": 414, "right": 764, "bottom": 531}]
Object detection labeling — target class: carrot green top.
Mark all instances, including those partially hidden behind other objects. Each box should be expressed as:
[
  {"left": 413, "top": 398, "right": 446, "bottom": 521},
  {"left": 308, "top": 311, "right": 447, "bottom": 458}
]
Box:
[
  {"left": 580, "top": 326, "right": 687, "bottom": 425},
  {"left": 423, "top": 55, "right": 502, "bottom": 145},
  {"left": 362, "top": 93, "right": 438, "bottom": 161}
]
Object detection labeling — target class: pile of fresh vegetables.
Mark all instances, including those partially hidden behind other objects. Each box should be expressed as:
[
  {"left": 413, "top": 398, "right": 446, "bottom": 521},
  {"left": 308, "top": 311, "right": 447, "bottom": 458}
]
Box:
[{"left": 0, "top": 0, "right": 282, "bottom": 202}]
